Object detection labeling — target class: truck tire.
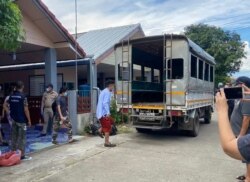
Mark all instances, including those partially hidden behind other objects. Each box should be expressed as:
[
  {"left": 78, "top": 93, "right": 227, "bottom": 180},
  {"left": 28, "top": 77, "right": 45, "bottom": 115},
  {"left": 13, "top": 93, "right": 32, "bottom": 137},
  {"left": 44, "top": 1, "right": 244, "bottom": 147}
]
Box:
[
  {"left": 136, "top": 128, "right": 151, "bottom": 133},
  {"left": 189, "top": 112, "right": 200, "bottom": 137},
  {"left": 204, "top": 107, "right": 212, "bottom": 124}
]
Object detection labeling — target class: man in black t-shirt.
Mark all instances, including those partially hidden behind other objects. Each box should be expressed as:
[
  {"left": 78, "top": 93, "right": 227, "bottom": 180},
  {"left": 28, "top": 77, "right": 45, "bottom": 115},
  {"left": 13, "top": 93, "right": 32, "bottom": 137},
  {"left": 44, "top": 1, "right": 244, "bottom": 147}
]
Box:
[
  {"left": 9, "top": 81, "right": 32, "bottom": 160},
  {"left": 52, "top": 87, "right": 73, "bottom": 144}
]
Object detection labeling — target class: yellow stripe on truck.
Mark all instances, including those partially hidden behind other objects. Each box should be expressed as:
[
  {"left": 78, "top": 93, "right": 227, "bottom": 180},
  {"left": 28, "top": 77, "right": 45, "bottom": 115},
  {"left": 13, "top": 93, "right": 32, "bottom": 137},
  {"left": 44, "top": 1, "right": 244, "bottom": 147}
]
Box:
[
  {"left": 133, "top": 105, "right": 165, "bottom": 110},
  {"left": 116, "top": 91, "right": 130, "bottom": 95},
  {"left": 187, "top": 99, "right": 213, "bottom": 103},
  {"left": 165, "top": 91, "right": 185, "bottom": 95}
]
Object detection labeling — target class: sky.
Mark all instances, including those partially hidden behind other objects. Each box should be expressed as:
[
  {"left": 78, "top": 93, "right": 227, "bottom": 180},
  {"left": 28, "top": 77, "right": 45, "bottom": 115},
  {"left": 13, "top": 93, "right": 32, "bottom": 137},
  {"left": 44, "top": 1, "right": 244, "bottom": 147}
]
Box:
[{"left": 42, "top": 0, "right": 250, "bottom": 77}]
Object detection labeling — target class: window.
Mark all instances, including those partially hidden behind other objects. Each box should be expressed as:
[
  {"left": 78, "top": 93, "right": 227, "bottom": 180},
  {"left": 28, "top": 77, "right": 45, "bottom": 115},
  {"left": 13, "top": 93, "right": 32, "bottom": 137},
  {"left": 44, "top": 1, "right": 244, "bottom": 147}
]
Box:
[
  {"left": 210, "top": 66, "right": 214, "bottom": 82},
  {"left": 168, "top": 59, "right": 184, "bottom": 79},
  {"left": 133, "top": 64, "right": 142, "bottom": 81},
  {"left": 191, "top": 55, "right": 197, "bottom": 78},
  {"left": 144, "top": 67, "right": 152, "bottom": 82},
  {"left": 204, "top": 63, "right": 209, "bottom": 81},
  {"left": 153, "top": 69, "right": 160, "bottom": 83},
  {"left": 198, "top": 59, "right": 204, "bottom": 80},
  {"left": 118, "top": 63, "right": 130, "bottom": 81}
]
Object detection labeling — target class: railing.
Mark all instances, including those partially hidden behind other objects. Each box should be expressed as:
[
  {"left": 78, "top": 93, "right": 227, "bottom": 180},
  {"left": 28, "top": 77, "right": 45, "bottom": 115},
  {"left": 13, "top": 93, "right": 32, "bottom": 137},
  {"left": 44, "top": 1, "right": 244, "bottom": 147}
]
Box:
[{"left": 77, "top": 90, "right": 91, "bottom": 114}]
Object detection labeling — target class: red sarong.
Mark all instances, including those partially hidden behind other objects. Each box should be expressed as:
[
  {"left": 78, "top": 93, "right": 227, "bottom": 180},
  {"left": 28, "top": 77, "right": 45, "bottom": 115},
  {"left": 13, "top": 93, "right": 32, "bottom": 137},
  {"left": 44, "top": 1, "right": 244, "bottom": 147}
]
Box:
[{"left": 100, "top": 116, "right": 114, "bottom": 133}]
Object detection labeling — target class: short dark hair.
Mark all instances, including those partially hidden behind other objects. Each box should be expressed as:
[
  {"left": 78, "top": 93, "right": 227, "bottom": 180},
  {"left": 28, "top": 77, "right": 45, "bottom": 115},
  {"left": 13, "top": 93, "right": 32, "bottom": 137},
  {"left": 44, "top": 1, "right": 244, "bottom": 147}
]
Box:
[
  {"left": 105, "top": 80, "right": 114, "bottom": 87},
  {"left": 235, "top": 76, "right": 250, "bottom": 87},
  {"left": 59, "top": 86, "right": 68, "bottom": 94},
  {"left": 46, "top": 83, "right": 53, "bottom": 89},
  {"left": 16, "top": 81, "right": 24, "bottom": 90}
]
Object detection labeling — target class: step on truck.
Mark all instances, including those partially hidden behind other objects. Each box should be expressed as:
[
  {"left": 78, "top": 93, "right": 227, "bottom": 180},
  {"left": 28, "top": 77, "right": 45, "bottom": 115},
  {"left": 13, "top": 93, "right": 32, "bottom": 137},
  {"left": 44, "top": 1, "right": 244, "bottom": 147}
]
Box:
[{"left": 114, "top": 35, "right": 216, "bottom": 137}]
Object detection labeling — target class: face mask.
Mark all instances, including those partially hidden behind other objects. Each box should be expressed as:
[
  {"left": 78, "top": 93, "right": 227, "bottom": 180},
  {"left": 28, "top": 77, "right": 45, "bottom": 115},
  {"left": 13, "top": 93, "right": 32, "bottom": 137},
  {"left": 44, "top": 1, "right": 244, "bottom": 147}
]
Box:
[
  {"left": 64, "top": 92, "right": 68, "bottom": 97},
  {"left": 46, "top": 88, "right": 51, "bottom": 92}
]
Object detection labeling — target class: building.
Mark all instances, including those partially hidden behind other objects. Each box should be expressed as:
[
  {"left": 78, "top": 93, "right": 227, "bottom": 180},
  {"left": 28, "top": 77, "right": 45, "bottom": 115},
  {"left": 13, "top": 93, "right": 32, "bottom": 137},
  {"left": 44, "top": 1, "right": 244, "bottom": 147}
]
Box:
[
  {"left": 0, "top": 0, "right": 85, "bottom": 126},
  {"left": 76, "top": 24, "right": 145, "bottom": 89}
]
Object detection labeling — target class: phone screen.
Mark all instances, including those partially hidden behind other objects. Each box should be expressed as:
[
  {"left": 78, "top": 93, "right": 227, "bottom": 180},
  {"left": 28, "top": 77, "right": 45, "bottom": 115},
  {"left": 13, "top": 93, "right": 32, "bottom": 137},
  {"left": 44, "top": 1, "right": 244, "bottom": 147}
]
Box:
[{"left": 224, "top": 87, "right": 243, "bottom": 100}]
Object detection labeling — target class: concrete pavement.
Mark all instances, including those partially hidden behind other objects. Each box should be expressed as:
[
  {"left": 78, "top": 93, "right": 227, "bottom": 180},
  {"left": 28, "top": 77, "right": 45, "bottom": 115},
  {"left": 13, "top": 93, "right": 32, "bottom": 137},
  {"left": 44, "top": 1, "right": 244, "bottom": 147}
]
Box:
[{"left": 0, "top": 114, "right": 245, "bottom": 182}]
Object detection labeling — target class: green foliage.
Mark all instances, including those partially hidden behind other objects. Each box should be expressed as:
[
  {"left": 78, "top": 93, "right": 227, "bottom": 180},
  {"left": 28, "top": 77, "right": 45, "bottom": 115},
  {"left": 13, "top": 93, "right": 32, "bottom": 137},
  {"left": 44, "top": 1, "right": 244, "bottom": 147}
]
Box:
[
  {"left": 0, "top": 0, "right": 24, "bottom": 51},
  {"left": 110, "top": 99, "right": 128, "bottom": 124},
  {"left": 184, "top": 24, "right": 246, "bottom": 84}
]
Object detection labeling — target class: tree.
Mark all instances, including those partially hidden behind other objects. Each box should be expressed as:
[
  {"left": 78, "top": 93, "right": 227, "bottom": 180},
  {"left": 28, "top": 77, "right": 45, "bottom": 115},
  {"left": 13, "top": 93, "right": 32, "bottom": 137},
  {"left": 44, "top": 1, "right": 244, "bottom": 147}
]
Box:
[
  {"left": 184, "top": 24, "right": 246, "bottom": 84},
  {"left": 0, "top": 0, "right": 24, "bottom": 52}
]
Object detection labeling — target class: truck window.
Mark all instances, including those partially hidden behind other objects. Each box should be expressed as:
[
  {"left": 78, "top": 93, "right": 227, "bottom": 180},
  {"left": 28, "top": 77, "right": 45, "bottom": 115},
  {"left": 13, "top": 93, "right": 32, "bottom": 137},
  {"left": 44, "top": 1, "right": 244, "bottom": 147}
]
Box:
[
  {"left": 167, "top": 58, "right": 184, "bottom": 79},
  {"left": 144, "top": 67, "right": 152, "bottom": 82},
  {"left": 153, "top": 69, "right": 160, "bottom": 83},
  {"left": 204, "top": 63, "right": 209, "bottom": 81},
  {"left": 133, "top": 64, "right": 142, "bottom": 81},
  {"left": 198, "top": 59, "right": 204, "bottom": 80},
  {"left": 118, "top": 62, "right": 130, "bottom": 81},
  {"left": 210, "top": 66, "right": 214, "bottom": 82},
  {"left": 191, "top": 55, "right": 197, "bottom": 78}
]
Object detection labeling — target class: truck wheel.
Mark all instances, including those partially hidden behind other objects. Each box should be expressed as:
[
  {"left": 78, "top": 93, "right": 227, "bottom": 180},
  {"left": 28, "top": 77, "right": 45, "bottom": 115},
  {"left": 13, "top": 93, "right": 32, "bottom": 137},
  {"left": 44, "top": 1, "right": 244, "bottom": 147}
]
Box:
[
  {"left": 204, "top": 108, "right": 212, "bottom": 124},
  {"left": 189, "top": 113, "right": 200, "bottom": 137},
  {"left": 136, "top": 128, "right": 151, "bottom": 133}
]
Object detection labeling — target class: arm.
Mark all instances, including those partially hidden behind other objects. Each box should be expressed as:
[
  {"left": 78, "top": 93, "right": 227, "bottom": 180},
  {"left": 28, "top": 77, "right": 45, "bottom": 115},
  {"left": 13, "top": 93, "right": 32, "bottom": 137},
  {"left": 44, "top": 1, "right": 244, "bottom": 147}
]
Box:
[
  {"left": 239, "top": 116, "right": 250, "bottom": 137},
  {"left": 56, "top": 97, "right": 65, "bottom": 121},
  {"left": 103, "top": 93, "right": 110, "bottom": 116},
  {"left": 2, "top": 97, "right": 9, "bottom": 118},
  {"left": 41, "top": 94, "right": 45, "bottom": 114},
  {"left": 216, "top": 89, "right": 243, "bottom": 160},
  {"left": 24, "top": 106, "right": 31, "bottom": 127},
  {"left": 57, "top": 105, "right": 65, "bottom": 121}
]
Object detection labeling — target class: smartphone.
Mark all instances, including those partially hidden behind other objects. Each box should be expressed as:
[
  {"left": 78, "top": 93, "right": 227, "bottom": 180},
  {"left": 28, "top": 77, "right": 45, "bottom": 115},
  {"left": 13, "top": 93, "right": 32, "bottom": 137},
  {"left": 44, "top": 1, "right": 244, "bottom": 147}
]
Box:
[{"left": 223, "top": 87, "right": 243, "bottom": 100}]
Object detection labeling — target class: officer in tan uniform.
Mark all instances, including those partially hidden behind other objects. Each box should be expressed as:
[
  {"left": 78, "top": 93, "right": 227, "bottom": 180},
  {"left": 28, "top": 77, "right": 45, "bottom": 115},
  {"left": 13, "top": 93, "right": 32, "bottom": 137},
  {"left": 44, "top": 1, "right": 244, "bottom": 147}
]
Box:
[{"left": 39, "top": 84, "right": 58, "bottom": 137}]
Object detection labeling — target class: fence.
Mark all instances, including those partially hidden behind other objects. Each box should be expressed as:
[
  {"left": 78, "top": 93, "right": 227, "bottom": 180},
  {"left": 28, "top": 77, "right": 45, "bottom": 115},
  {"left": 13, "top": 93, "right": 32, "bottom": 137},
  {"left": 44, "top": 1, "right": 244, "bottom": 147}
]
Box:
[
  {"left": 0, "top": 91, "right": 91, "bottom": 125},
  {"left": 77, "top": 90, "right": 91, "bottom": 114}
]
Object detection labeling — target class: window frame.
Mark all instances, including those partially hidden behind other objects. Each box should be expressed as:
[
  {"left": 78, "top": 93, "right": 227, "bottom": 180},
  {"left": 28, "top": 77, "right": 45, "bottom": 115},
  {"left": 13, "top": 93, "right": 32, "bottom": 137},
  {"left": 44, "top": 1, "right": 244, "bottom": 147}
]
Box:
[
  {"left": 132, "top": 64, "right": 142, "bottom": 81},
  {"left": 204, "top": 62, "right": 209, "bottom": 81},
  {"left": 198, "top": 59, "right": 204, "bottom": 80},
  {"left": 167, "top": 58, "right": 184, "bottom": 79},
  {"left": 210, "top": 65, "right": 214, "bottom": 82},
  {"left": 191, "top": 54, "right": 198, "bottom": 78}
]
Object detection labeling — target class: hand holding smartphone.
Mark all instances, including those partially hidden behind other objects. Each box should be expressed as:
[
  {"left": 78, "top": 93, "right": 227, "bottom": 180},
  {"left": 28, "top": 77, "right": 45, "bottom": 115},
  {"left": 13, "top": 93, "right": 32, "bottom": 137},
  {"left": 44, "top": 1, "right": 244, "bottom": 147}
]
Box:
[{"left": 223, "top": 87, "right": 243, "bottom": 100}]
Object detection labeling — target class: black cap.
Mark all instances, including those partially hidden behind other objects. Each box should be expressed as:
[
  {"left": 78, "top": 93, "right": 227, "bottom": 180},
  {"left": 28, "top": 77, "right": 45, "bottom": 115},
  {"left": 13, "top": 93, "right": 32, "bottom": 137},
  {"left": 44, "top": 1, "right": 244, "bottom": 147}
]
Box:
[
  {"left": 46, "top": 83, "right": 53, "bottom": 89},
  {"left": 235, "top": 76, "right": 250, "bottom": 87}
]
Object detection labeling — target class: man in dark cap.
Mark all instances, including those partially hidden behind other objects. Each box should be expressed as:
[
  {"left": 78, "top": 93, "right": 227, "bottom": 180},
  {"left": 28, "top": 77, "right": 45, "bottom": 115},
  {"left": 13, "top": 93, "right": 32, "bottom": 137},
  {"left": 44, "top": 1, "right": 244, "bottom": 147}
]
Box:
[
  {"left": 230, "top": 76, "right": 250, "bottom": 181},
  {"left": 39, "top": 83, "right": 58, "bottom": 137}
]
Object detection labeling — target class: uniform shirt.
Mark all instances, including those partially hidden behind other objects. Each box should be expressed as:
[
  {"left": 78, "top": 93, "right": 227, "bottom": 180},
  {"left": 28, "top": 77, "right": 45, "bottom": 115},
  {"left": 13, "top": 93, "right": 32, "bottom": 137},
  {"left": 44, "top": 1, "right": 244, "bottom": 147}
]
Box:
[
  {"left": 42, "top": 91, "right": 58, "bottom": 108},
  {"left": 230, "top": 98, "right": 250, "bottom": 136},
  {"left": 96, "top": 88, "right": 111, "bottom": 119},
  {"left": 55, "top": 96, "right": 68, "bottom": 117},
  {"left": 9, "top": 91, "right": 28, "bottom": 123}
]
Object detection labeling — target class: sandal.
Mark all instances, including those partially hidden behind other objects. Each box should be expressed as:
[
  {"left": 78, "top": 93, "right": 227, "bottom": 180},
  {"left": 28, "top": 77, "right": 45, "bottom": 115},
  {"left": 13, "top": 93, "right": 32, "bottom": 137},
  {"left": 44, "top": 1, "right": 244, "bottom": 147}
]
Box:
[
  {"left": 68, "top": 138, "right": 76, "bottom": 143},
  {"left": 236, "top": 175, "right": 246, "bottom": 180},
  {"left": 104, "top": 143, "right": 116, "bottom": 147}
]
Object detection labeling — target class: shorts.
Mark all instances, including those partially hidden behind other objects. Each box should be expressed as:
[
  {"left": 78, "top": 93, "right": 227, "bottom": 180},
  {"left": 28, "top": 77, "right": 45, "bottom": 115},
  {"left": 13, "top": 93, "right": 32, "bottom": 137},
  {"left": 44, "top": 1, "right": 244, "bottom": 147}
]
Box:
[
  {"left": 238, "top": 134, "right": 250, "bottom": 163},
  {"left": 99, "top": 116, "right": 114, "bottom": 133}
]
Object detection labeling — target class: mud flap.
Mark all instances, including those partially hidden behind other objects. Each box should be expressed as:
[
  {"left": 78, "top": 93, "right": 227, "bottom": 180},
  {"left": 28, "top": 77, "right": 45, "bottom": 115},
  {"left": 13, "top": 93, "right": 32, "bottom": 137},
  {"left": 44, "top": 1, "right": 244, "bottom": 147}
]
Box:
[{"left": 178, "top": 110, "right": 196, "bottom": 131}]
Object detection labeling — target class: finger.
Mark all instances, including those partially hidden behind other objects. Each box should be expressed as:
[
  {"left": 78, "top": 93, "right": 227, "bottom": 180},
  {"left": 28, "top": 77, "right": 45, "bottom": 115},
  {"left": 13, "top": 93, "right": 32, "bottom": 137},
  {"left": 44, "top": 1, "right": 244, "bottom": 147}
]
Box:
[{"left": 220, "top": 88, "right": 226, "bottom": 98}]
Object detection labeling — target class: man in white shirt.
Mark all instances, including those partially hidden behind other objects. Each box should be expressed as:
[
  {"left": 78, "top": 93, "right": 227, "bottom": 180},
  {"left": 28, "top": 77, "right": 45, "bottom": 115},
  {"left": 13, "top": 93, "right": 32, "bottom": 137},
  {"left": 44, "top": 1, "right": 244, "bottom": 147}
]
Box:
[{"left": 96, "top": 80, "right": 116, "bottom": 147}]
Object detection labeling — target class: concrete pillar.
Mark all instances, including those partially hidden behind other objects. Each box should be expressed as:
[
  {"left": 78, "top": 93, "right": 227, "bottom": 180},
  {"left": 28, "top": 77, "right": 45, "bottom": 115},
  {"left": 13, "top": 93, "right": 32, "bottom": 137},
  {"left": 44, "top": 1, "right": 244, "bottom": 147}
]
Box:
[
  {"left": 45, "top": 48, "right": 57, "bottom": 91},
  {"left": 68, "top": 90, "right": 77, "bottom": 135}
]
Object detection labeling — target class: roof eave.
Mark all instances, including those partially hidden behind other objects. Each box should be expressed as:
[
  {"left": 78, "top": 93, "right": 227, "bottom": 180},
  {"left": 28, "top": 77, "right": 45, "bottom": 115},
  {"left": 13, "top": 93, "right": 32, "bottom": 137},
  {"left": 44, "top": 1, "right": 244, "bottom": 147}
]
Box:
[{"left": 33, "top": 0, "right": 86, "bottom": 58}]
